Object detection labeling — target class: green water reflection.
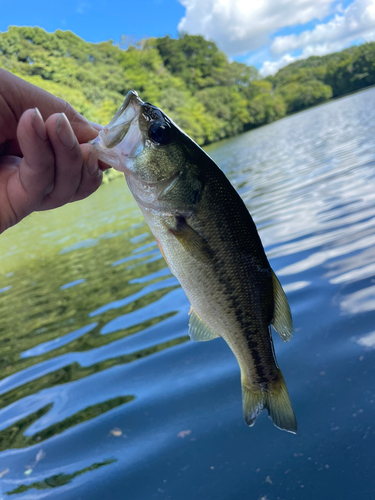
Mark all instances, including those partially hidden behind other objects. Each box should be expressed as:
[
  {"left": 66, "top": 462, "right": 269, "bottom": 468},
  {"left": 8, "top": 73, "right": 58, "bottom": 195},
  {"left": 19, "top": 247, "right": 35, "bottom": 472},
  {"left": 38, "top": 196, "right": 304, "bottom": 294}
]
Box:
[
  {"left": 0, "top": 395, "right": 134, "bottom": 451},
  {"left": 0, "top": 180, "right": 182, "bottom": 377},
  {"left": 0, "top": 178, "right": 189, "bottom": 477},
  {"left": 6, "top": 458, "right": 117, "bottom": 495},
  {"left": 0, "top": 335, "right": 188, "bottom": 417}
]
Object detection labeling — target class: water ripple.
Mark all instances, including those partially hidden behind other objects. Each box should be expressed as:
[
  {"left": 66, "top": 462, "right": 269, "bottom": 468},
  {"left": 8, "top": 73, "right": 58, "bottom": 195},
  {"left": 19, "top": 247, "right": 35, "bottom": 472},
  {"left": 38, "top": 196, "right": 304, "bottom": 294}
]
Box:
[{"left": 1, "top": 88, "right": 375, "bottom": 499}]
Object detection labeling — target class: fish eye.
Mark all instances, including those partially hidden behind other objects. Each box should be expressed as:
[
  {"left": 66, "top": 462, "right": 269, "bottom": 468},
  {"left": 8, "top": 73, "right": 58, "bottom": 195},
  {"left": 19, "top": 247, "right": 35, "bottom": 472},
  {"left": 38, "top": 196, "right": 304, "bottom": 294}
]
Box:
[{"left": 148, "top": 122, "right": 172, "bottom": 145}]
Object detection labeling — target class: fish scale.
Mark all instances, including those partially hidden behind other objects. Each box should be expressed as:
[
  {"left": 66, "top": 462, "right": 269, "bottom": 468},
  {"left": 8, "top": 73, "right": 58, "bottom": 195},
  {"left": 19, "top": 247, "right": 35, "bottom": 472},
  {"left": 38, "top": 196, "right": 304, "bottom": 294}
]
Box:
[
  {"left": 92, "top": 90, "right": 297, "bottom": 433},
  {"left": 189, "top": 178, "right": 278, "bottom": 384}
]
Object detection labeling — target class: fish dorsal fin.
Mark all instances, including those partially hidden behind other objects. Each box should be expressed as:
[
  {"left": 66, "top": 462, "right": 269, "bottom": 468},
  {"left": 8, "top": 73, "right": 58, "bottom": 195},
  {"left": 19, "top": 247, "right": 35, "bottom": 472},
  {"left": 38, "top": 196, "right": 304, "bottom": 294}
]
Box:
[
  {"left": 188, "top": 307, "right": 220, "bottom": 342},
  {"left": 271, "top": 270, "right": 293, "bottom": 342}
]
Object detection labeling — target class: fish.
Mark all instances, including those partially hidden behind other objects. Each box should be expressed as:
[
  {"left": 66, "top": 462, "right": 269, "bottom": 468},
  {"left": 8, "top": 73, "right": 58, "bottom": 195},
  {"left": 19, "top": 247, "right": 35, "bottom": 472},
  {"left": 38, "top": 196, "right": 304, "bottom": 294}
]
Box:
[{"left": 92, "top": 90, "right": 297, "bottom": 433}]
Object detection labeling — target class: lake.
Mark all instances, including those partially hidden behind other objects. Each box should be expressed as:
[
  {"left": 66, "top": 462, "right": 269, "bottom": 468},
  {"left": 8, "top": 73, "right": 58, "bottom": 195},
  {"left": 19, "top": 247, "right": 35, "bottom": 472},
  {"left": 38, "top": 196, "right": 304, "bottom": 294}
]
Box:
[{"left": 1, "top": 87, "right": 375, "bottom": 499}]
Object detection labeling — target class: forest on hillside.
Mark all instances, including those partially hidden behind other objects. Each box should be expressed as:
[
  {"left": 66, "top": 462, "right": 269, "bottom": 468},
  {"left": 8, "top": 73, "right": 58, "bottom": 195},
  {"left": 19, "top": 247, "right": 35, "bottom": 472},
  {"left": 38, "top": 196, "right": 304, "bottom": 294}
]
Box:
[{"left": 1, "top": 26, "right": 375, "bottom": 148}]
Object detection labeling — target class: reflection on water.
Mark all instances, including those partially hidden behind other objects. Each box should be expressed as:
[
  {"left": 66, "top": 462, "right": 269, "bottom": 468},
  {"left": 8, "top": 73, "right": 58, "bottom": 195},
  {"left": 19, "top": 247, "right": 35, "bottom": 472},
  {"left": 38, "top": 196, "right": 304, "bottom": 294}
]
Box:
[
  {"left": 1, "top": 88, "right": 375, "bottom": 499},
  {"left": 0, "top": 395, "right": 134, "bottom": 450},
  {"left": 6, "top": 458, "right": 116, "bottom": 495},
  {"left": 21, "top": 323, "right": 98, "bottom": 359},
  {"left": 357, "top": 331, "right": 375, "bottom": 347}
]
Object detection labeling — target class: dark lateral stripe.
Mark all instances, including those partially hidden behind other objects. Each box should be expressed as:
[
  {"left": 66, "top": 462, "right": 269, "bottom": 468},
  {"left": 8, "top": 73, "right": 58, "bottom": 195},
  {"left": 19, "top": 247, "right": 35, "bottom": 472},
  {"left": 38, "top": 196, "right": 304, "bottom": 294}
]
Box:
[
  {"left": 246, "top": 334, "right": 269, "bottom": 385},
  {"left": 211, "top": 247, "right": 273, "bottom": 386}
]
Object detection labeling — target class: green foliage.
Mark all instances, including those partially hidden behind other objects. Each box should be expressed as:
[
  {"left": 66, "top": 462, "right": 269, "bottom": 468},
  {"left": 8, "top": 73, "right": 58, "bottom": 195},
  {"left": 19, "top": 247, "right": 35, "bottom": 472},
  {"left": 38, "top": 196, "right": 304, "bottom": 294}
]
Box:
[
  {"left": 152, "top": 33, "right": 229, "bottom": 90},
  {"left": 273, "top": 42, "right": 375, "bottom": 102},
  {"left": 326, "top": 44, "right": 375, "bottom": 96},
  {"left": 247, "top": 92, "right": 286, "bottom": 126},
  {"left": 278, "top": 80, "right": 333, "bottom": 114},
  {"left": 195, "top": 86, "right": 250, "bottom": 139},
  {"left": 1, "top": 26, "right": 375, "bottom": 152}
]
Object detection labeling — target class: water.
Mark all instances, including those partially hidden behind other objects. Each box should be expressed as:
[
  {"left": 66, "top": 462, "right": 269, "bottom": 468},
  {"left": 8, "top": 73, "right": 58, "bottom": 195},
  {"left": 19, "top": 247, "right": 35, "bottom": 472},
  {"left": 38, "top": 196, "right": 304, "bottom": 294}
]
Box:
[{"left": 1, "top": 88, "right": 375, "bottom": 499}]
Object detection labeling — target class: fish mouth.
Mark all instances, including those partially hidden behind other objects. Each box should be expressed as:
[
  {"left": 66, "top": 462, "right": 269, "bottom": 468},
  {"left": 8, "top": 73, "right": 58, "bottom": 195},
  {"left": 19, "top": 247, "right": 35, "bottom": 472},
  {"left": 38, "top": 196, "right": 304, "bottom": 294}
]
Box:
[{"left": 91, "top": 90, "right": 144, "bottom": 171}]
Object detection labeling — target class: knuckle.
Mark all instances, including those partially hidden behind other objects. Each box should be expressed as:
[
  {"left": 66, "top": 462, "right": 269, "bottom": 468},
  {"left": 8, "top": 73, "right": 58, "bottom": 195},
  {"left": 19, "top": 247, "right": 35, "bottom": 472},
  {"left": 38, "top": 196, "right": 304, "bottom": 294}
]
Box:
[
  {"left": 43, "top": 180, "right": 55, "bottom": 196},
  {"left": 61, "top": 102, "right": 83, "bottom": 128},
  {"left": 57, "top": 97, "right": 72, "bottom": 115}
]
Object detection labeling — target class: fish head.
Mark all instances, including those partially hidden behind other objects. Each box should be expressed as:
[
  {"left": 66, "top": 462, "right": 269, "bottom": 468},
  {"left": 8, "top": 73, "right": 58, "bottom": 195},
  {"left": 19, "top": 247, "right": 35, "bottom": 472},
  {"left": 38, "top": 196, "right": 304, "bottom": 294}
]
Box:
[
  {"left": 93, "top": 90, "right": 204, "bottom": 214},
  {"left": 93, "top": 90, "right": 188, "bottom": 181}
]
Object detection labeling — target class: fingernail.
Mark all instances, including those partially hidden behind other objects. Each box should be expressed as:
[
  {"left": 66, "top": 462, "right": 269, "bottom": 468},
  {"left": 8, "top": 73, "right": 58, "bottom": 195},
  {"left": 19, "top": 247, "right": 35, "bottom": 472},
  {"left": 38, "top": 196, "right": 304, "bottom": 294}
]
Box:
[
  {"left": 87, "top": 146, "right": 99, "bottom": 176},
  {"left": 32, "top": 108, "right": 47, "bottom": 140},
  {"left": 57, "top": 113, "right": 77, "bottom": 149}
]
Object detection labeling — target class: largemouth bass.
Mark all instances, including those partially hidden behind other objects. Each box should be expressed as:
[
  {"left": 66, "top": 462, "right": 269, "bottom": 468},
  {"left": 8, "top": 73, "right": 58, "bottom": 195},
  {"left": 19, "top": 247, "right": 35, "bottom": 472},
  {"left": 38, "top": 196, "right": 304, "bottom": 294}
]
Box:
[{"left": 92, "top": 90, "right": 297, "bottom": 433}]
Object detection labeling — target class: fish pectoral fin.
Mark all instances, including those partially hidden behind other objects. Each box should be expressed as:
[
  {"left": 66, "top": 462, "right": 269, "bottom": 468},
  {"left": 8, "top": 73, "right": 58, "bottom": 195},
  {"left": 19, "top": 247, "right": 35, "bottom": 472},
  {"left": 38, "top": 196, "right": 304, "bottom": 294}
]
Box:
[
  {"left": 188, "top": 307, "right": 220, "bottom": 342},
  {"left": 242, "top": 369, "right": 297, "bottom": 434},
  {"left": 271, "top": 270, "right": 293, "bottom": 342},
  {"left": 169, "top": 216, "right": 214, "bottom": 265}
]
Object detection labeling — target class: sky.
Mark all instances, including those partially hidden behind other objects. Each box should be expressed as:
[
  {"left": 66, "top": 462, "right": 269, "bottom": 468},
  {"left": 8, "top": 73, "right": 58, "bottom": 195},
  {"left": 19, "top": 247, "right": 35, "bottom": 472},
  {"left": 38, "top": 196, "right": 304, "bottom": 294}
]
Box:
[{"left": 1, "top": 0, "right": 375, "bottom": 75}]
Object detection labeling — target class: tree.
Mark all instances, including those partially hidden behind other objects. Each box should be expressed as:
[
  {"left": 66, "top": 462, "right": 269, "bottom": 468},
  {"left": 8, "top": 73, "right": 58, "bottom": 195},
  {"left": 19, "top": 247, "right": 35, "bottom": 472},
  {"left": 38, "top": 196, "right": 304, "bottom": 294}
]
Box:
[
  {"left": 1, "top": 26, "right": 375, "bottom": 150},
  {"left": 278, "top": 80, "right": 332, "bottom": 113}
]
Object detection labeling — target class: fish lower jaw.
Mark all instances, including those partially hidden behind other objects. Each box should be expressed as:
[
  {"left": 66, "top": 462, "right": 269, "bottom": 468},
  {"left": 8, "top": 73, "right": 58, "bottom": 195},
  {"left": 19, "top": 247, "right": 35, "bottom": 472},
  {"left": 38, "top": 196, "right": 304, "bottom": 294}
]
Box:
[{"left": 91, "top": 142, "right": 135, "bottom": 174}]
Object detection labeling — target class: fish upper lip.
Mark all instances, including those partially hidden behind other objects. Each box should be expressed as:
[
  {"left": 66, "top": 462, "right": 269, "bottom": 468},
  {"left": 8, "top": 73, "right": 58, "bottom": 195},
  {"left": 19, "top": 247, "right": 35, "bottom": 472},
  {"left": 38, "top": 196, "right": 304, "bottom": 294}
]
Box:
[
  {"left": 98, "top": 90, "right": 143, "bottom": 149},
  {"left": 90, "top": 90, "right": 145, "bottom": 171},
  {"left": 107, "top": 90, "right": 142, "bottom": 128}
]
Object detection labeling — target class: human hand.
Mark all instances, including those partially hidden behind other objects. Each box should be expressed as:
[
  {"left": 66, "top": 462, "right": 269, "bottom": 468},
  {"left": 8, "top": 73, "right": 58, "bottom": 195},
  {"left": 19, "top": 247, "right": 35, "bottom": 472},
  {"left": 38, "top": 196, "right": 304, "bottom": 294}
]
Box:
[{"left": 0, "top": 69, "right": 107, "bottom": 234}]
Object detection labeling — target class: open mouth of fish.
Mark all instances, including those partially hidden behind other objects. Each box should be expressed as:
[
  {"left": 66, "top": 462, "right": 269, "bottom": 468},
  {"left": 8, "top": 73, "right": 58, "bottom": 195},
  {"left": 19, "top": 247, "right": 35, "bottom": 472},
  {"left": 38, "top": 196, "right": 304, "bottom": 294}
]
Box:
[
  {"left": 91, "top": 90, "right": 144, "bottom": 171},
  {"left": 91, "top": 91, "right": 180, "bottom": 212}
]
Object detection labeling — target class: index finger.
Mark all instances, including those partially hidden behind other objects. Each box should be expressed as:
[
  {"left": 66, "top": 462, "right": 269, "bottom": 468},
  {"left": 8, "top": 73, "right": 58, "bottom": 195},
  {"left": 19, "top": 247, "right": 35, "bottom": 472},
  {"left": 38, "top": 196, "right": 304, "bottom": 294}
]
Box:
[{"left": 0, "top": 69, "right": 99, "bottom": 144}]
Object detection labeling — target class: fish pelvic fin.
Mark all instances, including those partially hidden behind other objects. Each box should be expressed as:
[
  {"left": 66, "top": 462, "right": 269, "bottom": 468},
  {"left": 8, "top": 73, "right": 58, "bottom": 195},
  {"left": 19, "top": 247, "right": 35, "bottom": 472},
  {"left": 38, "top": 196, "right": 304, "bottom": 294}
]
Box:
[
  {"left": 188, "top": 307, "right": 220, "bottom": 341},
  {"left": 241, "top": 369, "right": 297, "bottom": 434}
]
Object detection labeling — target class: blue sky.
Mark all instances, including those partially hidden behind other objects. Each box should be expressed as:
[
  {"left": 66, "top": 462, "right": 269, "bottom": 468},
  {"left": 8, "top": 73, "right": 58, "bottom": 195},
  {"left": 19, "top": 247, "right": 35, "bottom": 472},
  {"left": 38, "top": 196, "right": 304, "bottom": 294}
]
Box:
[
  {"left": 0, "top": 0, "right": 184, "bottom": 45},
  {"left": 1, "top": 0, "right": 374, "bottom": 75}
]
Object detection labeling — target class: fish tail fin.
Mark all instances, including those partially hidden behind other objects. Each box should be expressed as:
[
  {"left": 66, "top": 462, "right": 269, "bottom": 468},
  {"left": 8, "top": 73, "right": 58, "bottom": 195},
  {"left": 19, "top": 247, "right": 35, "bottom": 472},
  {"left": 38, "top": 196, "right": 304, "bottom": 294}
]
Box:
[
  {"left": 264, "top": 370, "right": 297, "bottom": 433},
  {"left": 241, "top": 369, "right": 297, "bottom": 434},
  {"left": 241, "top": 382, "right": 265, "bottom": 427}
]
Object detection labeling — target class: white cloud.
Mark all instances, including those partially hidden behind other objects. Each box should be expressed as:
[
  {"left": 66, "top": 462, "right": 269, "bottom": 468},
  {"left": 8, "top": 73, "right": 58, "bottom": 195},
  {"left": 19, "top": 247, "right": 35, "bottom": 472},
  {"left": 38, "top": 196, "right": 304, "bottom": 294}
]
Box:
[
  {"left": 261, "top": 0, "right": 375, "bottom": 74},
  {"left": 178, "top": 0, "right": 334, "bottom": 56},
  {"left": 271, "top": 0, "right": 375, "bottom": 55},
  {"left": 260, "top": 54, "right": 300, "bottom": 76},
  {"left": 178, "top": 0, "right": 375, "bottom": 76}
]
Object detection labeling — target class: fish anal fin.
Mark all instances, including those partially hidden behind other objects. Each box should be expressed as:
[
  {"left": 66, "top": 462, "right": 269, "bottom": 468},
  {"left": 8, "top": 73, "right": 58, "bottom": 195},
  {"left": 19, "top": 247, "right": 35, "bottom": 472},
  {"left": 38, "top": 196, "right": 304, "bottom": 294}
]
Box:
[
  {"left": 271, "top": 270, "right": 293, "bottom": 342},
  {"left": 241, "top": 369, "right": 297, "bottom": 434},
  {"left": 169, "top": 216, "right": 214, "bottom": 265},
  {"left": 188, "top": 307, "right": 220, "bottom": 342}
]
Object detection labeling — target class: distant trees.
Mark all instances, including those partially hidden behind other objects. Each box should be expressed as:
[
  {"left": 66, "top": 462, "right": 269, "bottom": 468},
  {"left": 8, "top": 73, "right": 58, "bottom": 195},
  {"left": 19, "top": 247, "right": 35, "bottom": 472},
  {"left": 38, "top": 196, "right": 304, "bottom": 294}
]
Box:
[
  {"left": 278, "top": 80, "right": 332, "bottom": 114},
  {"left": 326, "top": 44, "right": 375, "bottom": 96},
  {"left": 152, "top": 34, "right": 228, "bottom": 90},
  {"left": 271, "top": 43, "right": 375, "bottom": 110},
  {"left": 1, "top": 27, "right": 375, "bottom": 148}
]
